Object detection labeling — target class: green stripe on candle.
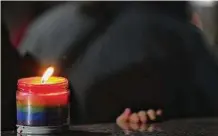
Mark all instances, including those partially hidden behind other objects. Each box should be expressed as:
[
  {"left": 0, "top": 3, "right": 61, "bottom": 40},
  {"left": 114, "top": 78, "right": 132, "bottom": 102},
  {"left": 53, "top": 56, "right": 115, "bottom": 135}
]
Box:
[{"left": 17, "top": 104, "right": 44, "bottom": 112}]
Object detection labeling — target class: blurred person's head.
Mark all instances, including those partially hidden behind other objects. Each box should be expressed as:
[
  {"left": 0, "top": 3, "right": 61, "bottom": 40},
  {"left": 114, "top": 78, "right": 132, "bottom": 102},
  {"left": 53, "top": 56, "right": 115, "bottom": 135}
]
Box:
[
  {"left": 138, "top": 2, "right": 202, "bottom": 29},
  {"left": 149, "top": 1, "right": 193, "bottom": 20},
  {"left": 191, "top": 1, "right": 218, "bottom": 44}
]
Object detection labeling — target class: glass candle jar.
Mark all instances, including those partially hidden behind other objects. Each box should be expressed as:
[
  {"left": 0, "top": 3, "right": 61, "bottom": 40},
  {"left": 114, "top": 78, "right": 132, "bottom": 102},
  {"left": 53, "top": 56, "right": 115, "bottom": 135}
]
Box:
[{"left": 16, "top": 77, "right": 70, "bottom": 134}]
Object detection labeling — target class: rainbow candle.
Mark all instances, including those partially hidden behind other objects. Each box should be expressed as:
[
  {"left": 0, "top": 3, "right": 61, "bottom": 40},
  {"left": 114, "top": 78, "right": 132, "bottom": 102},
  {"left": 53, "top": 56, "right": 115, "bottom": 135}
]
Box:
[{"left": 16, "top": 67, "right": 70, "bottom": 134}]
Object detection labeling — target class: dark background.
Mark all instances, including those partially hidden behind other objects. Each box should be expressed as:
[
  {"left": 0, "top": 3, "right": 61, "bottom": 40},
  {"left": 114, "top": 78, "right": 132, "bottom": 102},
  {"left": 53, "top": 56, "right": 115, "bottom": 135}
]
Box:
[{"left": 1, "top": 1, "right": 218, "bottom": 131}]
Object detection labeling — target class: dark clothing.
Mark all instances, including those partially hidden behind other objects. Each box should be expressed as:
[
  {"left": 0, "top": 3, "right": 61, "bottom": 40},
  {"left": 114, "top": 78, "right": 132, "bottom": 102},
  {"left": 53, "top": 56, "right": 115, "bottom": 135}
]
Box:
[
  {"left": 2, "top": 2, "right": 218, "bottom": 125},
  {"left": 2, "top": 24, "right": 20, "bottom": 131}
]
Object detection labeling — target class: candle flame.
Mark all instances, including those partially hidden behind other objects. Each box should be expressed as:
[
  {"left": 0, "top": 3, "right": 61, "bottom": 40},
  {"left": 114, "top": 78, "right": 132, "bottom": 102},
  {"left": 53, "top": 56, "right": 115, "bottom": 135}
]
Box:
[{"left": 41, "top": 67, "right": 54, "bottom": 83}]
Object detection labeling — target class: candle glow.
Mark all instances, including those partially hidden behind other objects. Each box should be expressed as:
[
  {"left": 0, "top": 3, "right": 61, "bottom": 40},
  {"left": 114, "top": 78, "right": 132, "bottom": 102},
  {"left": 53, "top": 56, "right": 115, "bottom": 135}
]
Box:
[{"left": 41, "top": 67, "right": 54, "bottom": 83}]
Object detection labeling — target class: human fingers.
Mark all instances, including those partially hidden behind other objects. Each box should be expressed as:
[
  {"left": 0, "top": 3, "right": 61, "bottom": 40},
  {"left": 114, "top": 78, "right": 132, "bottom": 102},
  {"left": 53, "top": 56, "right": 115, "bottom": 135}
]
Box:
[
  {"left": 129, "top": 113, "right": 140, "bottom": 123},
  {"left": 117, "top": 119, "right": 130, "bottom": 130},
  {"left": 129, "top": 122, "right": 140, "bottom": 131},
  {"left": 116, "top": 121, "right": 132, "bottom": 135},
  {"left": 147, "top": 109, "right": 156, "bottom": 121},
  {"left": 116, "top": 108, "right": 131, "bottom": 123},
  {"left": 137, "top": 110, "right": 147, "bottom": 123}
]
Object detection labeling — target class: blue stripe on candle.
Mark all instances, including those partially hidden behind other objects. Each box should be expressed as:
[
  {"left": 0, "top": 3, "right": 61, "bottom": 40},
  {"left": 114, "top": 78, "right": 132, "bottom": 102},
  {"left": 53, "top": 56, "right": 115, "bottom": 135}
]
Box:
[{"left": 17, "top": 110, "right": 46, "bottom": 121}]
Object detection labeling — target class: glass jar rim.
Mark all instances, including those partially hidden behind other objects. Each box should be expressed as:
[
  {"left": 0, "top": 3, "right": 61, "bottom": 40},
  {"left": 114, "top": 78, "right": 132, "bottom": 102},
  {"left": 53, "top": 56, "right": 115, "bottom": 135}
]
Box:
[{"left": 18, "top": 77, "right": 68, "bottom": 94}]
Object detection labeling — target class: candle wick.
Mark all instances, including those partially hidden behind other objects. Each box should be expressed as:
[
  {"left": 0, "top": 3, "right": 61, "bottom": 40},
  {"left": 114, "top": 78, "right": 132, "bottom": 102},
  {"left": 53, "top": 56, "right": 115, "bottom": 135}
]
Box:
[{"left": 41, "top": 79, "right": 45, "bottom": 84}]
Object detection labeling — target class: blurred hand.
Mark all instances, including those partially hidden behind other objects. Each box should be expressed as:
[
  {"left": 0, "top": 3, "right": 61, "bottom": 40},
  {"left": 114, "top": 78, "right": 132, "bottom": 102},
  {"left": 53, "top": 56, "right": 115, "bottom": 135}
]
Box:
[
  {"left": 116, "top": 108, "right": 162, "bottom": 124},
  {"left": 116, "top": 108, "right": 163, "bottom": 133},
  {"left": 117, "top": 120, "right": 162, "bottom": 133}
]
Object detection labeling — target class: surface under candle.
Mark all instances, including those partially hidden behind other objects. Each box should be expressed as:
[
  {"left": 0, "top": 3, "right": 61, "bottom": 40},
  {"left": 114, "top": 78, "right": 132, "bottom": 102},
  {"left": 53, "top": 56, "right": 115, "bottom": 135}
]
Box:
[{"left": 16, "top": 76, "right": 69, "bottom": 126}]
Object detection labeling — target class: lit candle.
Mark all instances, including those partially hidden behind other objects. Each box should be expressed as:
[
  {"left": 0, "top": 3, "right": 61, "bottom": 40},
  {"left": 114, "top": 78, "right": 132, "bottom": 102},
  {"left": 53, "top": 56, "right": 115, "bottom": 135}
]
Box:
[{"left": 16, "top": 67, "right": 70, "bottom": 134}]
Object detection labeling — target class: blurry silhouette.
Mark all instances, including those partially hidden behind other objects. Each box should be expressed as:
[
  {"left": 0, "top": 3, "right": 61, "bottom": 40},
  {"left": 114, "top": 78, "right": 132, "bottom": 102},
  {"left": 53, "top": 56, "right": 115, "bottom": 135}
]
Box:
[
  {"left": 2, "top": 2, "right": 218, "bottom": 129},
  {"left": 2, "top": 24, "right": 20, "bottom": 131}
]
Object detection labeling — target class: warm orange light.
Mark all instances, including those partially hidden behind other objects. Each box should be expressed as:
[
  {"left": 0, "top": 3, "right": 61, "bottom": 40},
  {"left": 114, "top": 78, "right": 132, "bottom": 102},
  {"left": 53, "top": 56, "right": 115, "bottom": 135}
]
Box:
[{"left": 41, "top": 67, "right": 54, "bottom": 83}]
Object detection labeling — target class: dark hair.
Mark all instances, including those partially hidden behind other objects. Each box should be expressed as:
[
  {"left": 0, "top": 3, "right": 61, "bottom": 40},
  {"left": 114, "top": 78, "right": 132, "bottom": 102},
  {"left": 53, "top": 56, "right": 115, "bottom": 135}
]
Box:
[
  {"left": 81, "top": 1, "right": 192, "bottom": 21},
  {"left": 147, "top": 1, "right": 193, "bottom": 21}
]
